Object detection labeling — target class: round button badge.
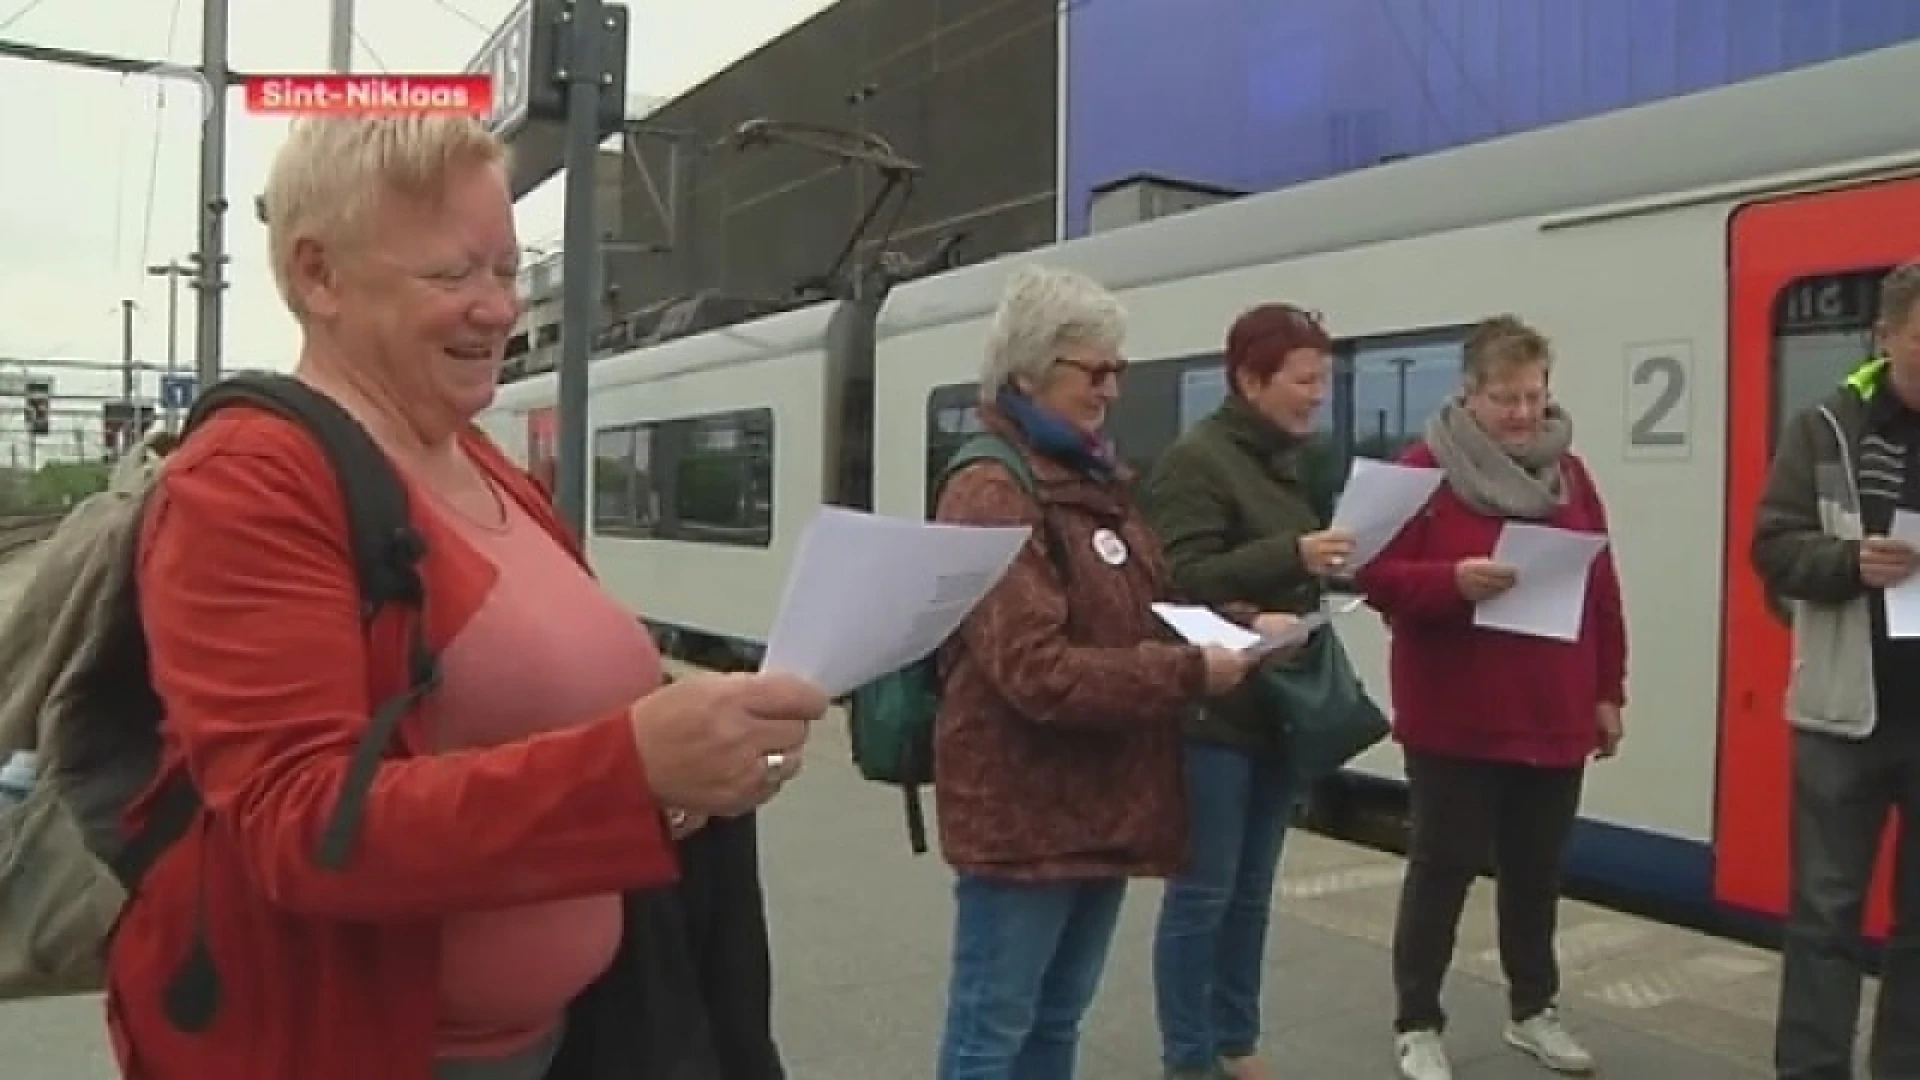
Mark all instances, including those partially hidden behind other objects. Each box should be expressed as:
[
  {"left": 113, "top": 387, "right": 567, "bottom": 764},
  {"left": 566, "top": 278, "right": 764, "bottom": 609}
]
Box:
[{"left": 1092, "top": 528, "right": 1129, "bottom": 566}]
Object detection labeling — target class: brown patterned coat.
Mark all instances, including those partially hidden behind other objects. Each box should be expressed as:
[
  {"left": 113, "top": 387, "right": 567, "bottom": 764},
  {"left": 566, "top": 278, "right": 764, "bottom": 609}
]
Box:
[{"left": 932, "top": 408, "right": 1210, "bottom": 882}]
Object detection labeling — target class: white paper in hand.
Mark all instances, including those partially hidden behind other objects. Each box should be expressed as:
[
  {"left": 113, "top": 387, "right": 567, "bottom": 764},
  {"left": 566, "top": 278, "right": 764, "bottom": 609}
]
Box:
[
  {"left": 1471, "top": 522, "right": 1609, "bottom": 642},
  {"left": 1885, "top": 509, "right": 1920, "bottom": 638},
  {"left": 759, "top": 507, "right": 1031, "bottom": 697},
  {"left": 1329, "top": 458, "right": 1444, "bottom": 570},
  {"left": 1152, "top": 596, "right": 1362, "bottom": 659},
  {"left": 1151, "top": 604, "right": 1261, "bottom": 652}
]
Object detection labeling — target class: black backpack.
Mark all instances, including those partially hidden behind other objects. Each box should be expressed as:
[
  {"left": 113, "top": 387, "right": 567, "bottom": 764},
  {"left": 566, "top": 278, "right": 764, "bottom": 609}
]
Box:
[{"left": 0, "top": 373, "right": 440, "bottom": 1031}]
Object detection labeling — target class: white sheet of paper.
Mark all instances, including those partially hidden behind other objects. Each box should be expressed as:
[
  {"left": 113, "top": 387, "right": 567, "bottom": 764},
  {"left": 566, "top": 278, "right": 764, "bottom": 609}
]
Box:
[
  {"left": 1152, "top": 596, "right": 1362, "bottom": 659},
  {"left": 1329, "top": 459, "right": 1444, "bottom": 570},
  {"left": 1152, "top": 604, "right": 1261, "bottom": 651},
  {"left": 1471, "top": 523, "right": 1610, "bottom": 642},
  {"left": 1253, "top": 613, "right": 1326, "bottom": 654},
  {"left": 759, "top": 507, "right": 1031, "bottom": 697},
  {"left": 1885, "top": 510, "right": 1920, "bottom": 638}
]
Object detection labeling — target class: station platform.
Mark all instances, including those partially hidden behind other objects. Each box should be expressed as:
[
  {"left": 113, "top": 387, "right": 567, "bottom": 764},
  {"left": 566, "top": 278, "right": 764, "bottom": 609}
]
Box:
[
  {"left": 756, "top": 708, "right": 1797, "bottom": 1079},
  {"left": 0, "top": 546, "right": 1844, "bottom": 1078}
]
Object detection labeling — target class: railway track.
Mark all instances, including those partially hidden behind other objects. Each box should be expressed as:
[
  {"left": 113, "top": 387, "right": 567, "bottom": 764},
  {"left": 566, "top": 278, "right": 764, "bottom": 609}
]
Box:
[{"left": 0, "top": 511, "right": 65, "bottom": 561}]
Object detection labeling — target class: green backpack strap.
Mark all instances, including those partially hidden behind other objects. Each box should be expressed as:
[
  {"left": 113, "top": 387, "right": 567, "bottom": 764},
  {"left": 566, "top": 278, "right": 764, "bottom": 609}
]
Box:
[
  {"left": 943, "top": 433, "right": 1038, "bottom": 497},
  {"left": 940, "top": 434, "right": 1068, "bottom": 576}
]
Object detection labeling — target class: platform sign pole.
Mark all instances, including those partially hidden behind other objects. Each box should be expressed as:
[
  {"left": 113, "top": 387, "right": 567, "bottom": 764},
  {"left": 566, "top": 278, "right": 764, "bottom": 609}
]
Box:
[
  {"left": 465, "top": 0, "right": 629, "bottom": 540},
  {"left": 552, "top": 0, "right": 608, "bottom": 541}
]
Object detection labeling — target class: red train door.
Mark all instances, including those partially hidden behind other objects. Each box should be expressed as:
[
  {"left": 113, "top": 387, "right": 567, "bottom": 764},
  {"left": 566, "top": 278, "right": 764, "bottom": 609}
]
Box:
[{"left": 1719, "top": 176, "right": 1920, "bottom": 935}]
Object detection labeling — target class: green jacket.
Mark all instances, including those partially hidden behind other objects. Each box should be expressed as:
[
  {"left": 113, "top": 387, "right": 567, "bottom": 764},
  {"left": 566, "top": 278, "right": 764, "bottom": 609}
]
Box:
[
  {"left": 1137, "top": 396, "right": 1335, "bottom": 753},
  {"left": 1751, "top": 354, "right": 1884, "bottom": 740}
]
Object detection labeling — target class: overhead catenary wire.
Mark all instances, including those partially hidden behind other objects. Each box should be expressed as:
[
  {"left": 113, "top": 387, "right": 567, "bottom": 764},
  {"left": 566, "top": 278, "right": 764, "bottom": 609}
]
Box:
[
  {"left": 393, "top": 0, "right": 1098, "bottom": 274},
  {"left": 0, "top": 0, "right": 53, "bottom": 33},
  {"left": 108, "top": 7, "right": 151, "bottom": 277},
  {"left": 352, "top": 27, "right": 389, "bottom": 72},
  {"left": 109, "top": 81, "right": 130, "bottom": 273},
  {"left": 134, "top": 0, "right": 187, "bottom": 279},
  {"left": 422, "top": 0, "right": 489, "bottom": 34}
]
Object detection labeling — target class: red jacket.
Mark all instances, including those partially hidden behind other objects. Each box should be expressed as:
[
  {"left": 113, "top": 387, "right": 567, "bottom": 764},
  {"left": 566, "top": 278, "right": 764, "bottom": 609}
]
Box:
[
  {"left": 1353, "top": 442, "right": 1627, "bottom": 769},
  {"left": 106, "top": 409, "right": 680, "bottom": 1079}
]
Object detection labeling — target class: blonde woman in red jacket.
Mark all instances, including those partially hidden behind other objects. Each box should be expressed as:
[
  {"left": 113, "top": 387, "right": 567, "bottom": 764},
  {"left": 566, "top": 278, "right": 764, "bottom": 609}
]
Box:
[
  {"left": 105, "top": 115, "right": 827, "bottom": 1080},
  {"left": 1354, "top": 315, "right": 1627, "bottom": 1080}
]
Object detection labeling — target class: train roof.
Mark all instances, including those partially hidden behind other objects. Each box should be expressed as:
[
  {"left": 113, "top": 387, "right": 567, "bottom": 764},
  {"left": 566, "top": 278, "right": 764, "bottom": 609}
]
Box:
[
  {"left": 488, "top": 296, "right": 837, "bottom": 408},
  {"left": 879, "top": 39, "right": 1920, "bottom": 338}
]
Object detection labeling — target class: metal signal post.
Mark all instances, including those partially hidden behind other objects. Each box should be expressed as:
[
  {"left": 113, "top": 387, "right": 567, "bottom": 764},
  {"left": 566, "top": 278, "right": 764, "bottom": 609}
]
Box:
[{"left": 465, "top": 0, "right": 631, "bottom": 538}]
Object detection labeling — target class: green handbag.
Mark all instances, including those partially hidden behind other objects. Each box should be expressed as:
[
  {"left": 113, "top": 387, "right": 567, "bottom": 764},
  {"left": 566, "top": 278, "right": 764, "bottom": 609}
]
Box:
[{"left": 1254, "top": 626, "right": 1390, "bottom": 789}]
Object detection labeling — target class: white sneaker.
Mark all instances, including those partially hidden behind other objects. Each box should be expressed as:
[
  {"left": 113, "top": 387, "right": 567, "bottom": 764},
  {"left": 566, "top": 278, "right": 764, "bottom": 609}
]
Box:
[
  {"left": 1394, "top": 1030, "right": 1452, "bottom": 1080},
  {"left": 1504, "top": 1008, "right": 1595, "bottom": 1074}
]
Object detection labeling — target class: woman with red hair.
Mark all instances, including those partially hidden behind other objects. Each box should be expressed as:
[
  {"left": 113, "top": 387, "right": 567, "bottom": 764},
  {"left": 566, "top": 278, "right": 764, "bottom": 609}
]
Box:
[{"left": 1137, "top": 303, "right": 1354, "bottom": 1079}]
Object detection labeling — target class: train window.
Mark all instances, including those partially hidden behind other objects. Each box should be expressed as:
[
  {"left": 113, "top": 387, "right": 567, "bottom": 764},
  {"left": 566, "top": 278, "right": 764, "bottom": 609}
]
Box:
[
  {"left": 1106, "top": 353, "right": 1221, "bottom": 474},
  {"left": 1179, "top": 364, "right": 1229, "bottom": 432},
  {"left": 921, "top": 352, "right": 1235, "bottom": 503},
  {"left": 1771, "top": 270, "right": 1885, "bottom": 448},
  {"left": 589, "top": 408, "right": 774, "bottom": 547},
  {"left": 665, "top": 409, "right": 775, "bottom": 547},
  {"left": 918, "top": 330, "right": 1462, "bottom": 516},
  {"left": 1348, "top": 336, "right": 1462, "bottom": 461},
  {"left": 1175, "top": 358, "right": 1338, "bottom": 435},
  {"left": 592, "top": 424, "right": 655, "bottom": 535},
  {"left": 924, "top": 384, "right": 982, "bottom": 514}
]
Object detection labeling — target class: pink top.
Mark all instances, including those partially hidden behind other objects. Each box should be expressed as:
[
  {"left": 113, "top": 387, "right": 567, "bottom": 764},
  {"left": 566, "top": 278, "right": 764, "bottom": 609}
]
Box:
[{"left": 421, "top": 476, "right": 662, "bottom": 1060}]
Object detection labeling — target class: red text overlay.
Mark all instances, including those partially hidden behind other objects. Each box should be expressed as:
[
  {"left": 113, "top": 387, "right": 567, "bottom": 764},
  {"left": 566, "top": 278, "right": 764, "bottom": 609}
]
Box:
[{"left": 243, "top": 74, "right": 492, "bottom": 117}]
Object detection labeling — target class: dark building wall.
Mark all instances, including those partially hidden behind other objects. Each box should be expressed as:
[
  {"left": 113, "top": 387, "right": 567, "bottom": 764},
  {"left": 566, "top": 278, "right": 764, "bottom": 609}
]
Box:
[
  {"left": 604, "top": 0, "right": 1059, "bottom": 320},
  {"left": 1063, "top": 0, "right": 1920, "bottom": 236}
]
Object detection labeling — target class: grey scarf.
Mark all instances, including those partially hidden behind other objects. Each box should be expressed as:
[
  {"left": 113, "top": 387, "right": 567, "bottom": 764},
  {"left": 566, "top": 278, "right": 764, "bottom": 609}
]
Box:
[{"left": 1424, "top": 398, "right": 1573, "bottom": 519}]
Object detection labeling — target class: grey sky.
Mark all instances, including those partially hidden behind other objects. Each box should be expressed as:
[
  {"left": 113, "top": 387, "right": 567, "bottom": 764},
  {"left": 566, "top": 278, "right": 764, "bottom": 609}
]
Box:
[{"left": 0, "top": 0, "right": 832, "bottom": 427}]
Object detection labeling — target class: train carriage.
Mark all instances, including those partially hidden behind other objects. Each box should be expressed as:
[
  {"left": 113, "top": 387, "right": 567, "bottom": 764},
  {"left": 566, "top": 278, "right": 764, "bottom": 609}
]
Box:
[{"left": 480, "top": 38, "right": 1920, "bottom": 940}]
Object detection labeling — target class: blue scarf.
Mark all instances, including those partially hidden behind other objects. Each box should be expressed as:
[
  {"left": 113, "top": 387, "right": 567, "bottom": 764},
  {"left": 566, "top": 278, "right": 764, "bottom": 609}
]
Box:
[{"left": 996, "top": 386, "right": 1117, "bottom": 480}]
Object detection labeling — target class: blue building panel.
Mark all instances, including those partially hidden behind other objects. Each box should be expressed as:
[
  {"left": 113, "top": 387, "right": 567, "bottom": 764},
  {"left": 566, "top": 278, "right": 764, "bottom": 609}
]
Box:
[{"left": 1063, "top": 0, "right": 1920, "bottom": 236}]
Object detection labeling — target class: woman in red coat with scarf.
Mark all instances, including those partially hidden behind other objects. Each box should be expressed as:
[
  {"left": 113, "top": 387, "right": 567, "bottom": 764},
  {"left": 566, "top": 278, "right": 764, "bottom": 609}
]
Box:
[{"left": 1355, "top": 315, "right": 1626, "bottom": 1080}]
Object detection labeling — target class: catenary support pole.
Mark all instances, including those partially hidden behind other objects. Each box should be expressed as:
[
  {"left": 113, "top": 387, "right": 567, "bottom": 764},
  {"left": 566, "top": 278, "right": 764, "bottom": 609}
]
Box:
[
  {"left": 163, "top": 266, "right": 180, "bottom": 429},
  {"left": 193, "top": 0, "right": 230, "bottom": 391},
  {"left": 120, "top": 297, "right": 135, "bottom": 399},
  {"left": 120, "top": 298, "right": 136, "bottom": 434},
  {"left": 553, "top": 0, "right": 606, "bottom": 538},
  {"left": 329, "top": 0, "right": 353, "bottom": 72}
]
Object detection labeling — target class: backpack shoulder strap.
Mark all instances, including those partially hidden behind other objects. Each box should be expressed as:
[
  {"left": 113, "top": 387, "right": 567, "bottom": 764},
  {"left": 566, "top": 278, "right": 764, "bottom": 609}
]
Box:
[
  {"left": 936, "top": 433, "right": 1068, "bottom": 578},
  {"left": 941, "top": 433, "right": 1039, "bottom": 498},
  {"left": 178, "top": 373, "right": 439, "bottom": 869},
  {"left": 97, "top": 377, "right": 448, "bottom": 1035},
  {"left": 183, "top": 374, "right": 425, "bottom": 619}
]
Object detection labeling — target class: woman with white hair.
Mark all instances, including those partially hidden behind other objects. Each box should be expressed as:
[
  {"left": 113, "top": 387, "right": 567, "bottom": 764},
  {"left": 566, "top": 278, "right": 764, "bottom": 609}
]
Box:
[
  {"left": 102, "top": 115, "right": 827, "bottom": 1079},
  {"left": 928, "top": 263, "right": 1278, "bottom": 1080}
]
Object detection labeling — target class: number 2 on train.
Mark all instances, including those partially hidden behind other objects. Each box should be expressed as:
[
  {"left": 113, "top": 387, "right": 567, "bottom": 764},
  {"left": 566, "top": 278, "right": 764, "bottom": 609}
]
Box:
[{"left": 1625, "top": 343, "right": 1692, "bottom": 457}]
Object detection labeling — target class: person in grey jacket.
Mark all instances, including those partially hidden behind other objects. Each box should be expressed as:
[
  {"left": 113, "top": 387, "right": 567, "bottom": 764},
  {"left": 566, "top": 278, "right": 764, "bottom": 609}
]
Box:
[{"left": 1751, "top": 260, "right": 1920, "bottom": 1080}]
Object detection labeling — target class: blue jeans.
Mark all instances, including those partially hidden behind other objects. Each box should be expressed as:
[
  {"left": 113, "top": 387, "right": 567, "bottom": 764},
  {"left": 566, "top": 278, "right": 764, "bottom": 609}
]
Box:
[
  {"left": 936, "top": 874, "right": 1128, "bottom": 1080},
  {"left": 1152, "top": 742, "right": 1301, "bottom": 1073}
]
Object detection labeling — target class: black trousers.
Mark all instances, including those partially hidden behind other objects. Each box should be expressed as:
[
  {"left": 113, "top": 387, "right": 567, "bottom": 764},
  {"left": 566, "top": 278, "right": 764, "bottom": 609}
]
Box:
[
  {"left": 1391, "top": 750, "right": 1583, "bottom": 1034},
  {"left": 1776, "top": 725, "right": 1920, "bottom": 1080},
  {"left": 549, "top": 810, "right": 784, "bottom": 1080}
]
